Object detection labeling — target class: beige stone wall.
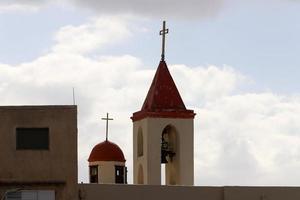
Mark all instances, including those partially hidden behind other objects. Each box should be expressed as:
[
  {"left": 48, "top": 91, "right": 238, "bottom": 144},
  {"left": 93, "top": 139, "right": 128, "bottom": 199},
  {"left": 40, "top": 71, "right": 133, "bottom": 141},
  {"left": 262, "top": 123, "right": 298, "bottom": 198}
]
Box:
[
  {"left": 89, "top": 161, "right": 125, "bottom": 184},
  {"left": 133, "top": 117, "right": 194, "bottom": 185},
  {"left": 78, "top": 184, "right": 300, "bottom": 200},
  {"left": 0, "top": 106, "right": 78, "bottom": 200}
]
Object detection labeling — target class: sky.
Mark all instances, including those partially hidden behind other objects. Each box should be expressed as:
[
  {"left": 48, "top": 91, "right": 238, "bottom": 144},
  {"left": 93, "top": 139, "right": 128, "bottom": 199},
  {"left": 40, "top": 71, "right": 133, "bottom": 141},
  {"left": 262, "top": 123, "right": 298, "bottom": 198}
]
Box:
[{"left": 0, "top": 0, "right": 300, "bottom": 186}]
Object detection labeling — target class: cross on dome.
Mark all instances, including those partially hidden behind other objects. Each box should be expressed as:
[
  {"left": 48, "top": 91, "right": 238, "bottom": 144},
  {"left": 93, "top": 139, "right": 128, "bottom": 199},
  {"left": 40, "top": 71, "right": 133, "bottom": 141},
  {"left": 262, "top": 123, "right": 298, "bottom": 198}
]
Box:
[{"left": 101, "top": 113, "right": 113, "bottom": 141}]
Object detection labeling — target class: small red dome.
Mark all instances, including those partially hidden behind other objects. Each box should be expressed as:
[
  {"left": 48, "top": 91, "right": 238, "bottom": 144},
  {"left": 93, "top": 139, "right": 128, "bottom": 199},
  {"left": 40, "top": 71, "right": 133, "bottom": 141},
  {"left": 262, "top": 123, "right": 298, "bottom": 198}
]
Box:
[{"left": 88, "top": 140, "right": 126, "bottom": 162}]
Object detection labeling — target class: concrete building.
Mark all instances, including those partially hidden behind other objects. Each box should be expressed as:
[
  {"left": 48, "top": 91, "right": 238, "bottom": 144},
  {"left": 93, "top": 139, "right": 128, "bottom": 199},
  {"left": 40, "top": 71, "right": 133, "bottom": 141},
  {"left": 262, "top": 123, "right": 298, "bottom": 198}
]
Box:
[{"left": 0, "top": 106, "right": 77, "bottom": 200}]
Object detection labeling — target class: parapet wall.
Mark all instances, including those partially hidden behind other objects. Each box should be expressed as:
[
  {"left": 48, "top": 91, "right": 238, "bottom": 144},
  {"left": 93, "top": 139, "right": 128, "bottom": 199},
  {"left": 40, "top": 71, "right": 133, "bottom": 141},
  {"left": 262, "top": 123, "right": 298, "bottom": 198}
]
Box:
[
  {"left": 78, "top": 184, "right": 223, "bottom": 200},
  {"left": 78, "top": 184, "right": 300, "bottom": 200},
  {"left": 224, "top": 186, "right": 300, "bottom": 200}
]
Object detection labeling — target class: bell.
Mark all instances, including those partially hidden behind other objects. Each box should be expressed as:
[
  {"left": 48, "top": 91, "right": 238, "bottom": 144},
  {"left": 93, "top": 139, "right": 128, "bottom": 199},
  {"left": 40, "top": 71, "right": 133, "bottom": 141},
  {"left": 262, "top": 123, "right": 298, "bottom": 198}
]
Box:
[
  {"left": 161, "top": 150, "right": 168, "bottom": 163},
  {"left": 161, "top": 135, "right": 170, "bottom": 163}
]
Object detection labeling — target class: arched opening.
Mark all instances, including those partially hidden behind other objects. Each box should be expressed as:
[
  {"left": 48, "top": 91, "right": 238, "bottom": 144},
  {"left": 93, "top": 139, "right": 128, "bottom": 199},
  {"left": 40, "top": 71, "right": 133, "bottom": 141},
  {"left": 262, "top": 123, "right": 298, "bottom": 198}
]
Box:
[
  {"left": 137, "top": 164, "right": 144, "bottom": 184},
  {"left": 161, "top": 125, "right": 178, "bottom": 185},
  {"left": 137, "top": 127, "right": 143, "bottom": 157},
  {"left": 161, "top": 125, "right": 177, "bottom": 163}
]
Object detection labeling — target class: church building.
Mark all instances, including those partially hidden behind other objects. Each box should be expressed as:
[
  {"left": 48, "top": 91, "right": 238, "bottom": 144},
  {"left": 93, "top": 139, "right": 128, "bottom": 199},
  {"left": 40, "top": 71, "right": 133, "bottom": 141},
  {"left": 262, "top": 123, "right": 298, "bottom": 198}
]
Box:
[
  {"left": 1, "top": 21, "right": 300, "bottom": 200},
  {"left": 131, "top": 21, "right": 195, "bottom": 185}
]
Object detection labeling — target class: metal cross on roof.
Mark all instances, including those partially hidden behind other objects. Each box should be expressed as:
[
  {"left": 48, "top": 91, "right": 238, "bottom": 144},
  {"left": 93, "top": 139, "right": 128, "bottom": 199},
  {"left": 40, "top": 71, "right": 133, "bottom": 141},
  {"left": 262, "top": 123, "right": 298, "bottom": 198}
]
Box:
[
  {"left": 101, "top": 113, "right": 113, "bottom": 141},
  {"left": 160, "top": 21, "right": 169, "bottom": 61}
]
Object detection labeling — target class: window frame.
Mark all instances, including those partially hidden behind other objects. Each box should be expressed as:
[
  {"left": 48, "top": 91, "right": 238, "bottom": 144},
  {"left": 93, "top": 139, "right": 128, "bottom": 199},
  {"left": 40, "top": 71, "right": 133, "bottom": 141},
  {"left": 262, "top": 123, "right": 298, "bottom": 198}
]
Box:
[
  {"left": 16, "top": 127, "right": 50, "bottom": 150},
  {"left": 115, "top": 165, "right": 125, "bottom": 184},
  {"left": 89, "top": 165, "right": 99, "bottom": 183}
]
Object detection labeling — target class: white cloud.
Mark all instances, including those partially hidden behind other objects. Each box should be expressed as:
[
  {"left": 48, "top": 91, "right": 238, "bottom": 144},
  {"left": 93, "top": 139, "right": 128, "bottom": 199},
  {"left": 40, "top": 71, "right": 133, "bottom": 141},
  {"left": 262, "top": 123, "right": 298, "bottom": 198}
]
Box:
[
  {"left": 170, "top": 64, "right": 246, "bottom": 105},
  {"left": 52, "top": 17, "right": 132, "bottom": 54},
  {"left": 1, "top": 16, "right": 300, "bottom": 186},
  {"left": 0, "top": 4, "right": 38, "bottom": 13},
  {"left": 0, "top": 0, "right": 47, "bottom": 13},
  {"left": 0, "top": 0, "right": 225, "bottom": 19},
  {"left": 196, "top": 93, "right": 300, "bottom": 186},
  {"left": 70, "top": 0, "right": 225, "bottom": 19},
  {"left": 0, "top": 0, "right": 45, "bottom": 3}
]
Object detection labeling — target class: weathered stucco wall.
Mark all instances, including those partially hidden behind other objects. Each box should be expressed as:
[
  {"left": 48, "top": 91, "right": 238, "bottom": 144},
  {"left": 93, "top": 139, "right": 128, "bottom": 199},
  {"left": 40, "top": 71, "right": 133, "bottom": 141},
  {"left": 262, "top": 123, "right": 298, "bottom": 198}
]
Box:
[
  {"left": 224, "top": 186, "right": 300, "bottom": 200},
  {"left": 0, "top": 106, "right": 78, "bottom": 200},
  {"left": 78, "top": 184, "right": 300, "bottom": 200},
  {"left": 78, "top": 184, "right": 223, "bottom": 200}
]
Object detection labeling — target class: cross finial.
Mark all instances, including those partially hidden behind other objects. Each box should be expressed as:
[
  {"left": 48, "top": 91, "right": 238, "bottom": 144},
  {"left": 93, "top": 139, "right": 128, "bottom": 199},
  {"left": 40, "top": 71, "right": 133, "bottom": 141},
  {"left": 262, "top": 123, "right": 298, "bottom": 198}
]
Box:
[
  {"left": 101, "top": 113, "right": 113, "bottom": 141},
  {"left": 159, "top": 21, "right": 169, "bottom": 61}
]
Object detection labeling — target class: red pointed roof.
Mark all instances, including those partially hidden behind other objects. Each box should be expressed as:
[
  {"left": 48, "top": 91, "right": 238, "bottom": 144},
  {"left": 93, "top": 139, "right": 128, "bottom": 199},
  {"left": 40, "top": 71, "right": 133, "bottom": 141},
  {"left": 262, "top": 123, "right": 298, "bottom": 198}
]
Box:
[{"left": 131, "top": 61, "right": 195, "bottom": 121}]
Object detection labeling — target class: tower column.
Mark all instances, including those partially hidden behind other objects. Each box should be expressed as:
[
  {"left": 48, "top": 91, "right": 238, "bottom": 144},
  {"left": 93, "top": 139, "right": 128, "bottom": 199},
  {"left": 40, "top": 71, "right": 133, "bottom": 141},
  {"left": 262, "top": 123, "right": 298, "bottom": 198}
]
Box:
[
  {"left": 132, "top": 21, "right": 195, "bottom": 186},
  {"left": 133, "top": 117, "right": 194, "bottom": 185}
]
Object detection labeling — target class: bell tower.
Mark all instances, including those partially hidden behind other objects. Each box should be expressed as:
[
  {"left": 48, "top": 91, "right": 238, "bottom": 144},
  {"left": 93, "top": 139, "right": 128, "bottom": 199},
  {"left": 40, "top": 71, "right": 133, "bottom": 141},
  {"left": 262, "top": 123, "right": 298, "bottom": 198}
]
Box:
[{"left": 131, "top": 21, "right": 195, "bottom": 186}]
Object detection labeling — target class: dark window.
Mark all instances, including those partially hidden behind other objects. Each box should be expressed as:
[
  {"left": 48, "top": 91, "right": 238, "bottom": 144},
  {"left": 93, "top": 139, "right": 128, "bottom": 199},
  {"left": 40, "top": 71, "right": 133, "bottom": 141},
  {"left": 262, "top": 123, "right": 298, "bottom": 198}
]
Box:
[
  {"left": 125, "top": 167, "right": 128, "bottom": 184},
  {"left": 16, "top": 128, "right": 49, "bottom": 150},
  {"left": 89, "top": 165, "right": 98, "bottom": 183},
  {"left": 137, "top": 128, "right": 143, "bottom": 157},
  {"left": 115, "top": 166, "right": 125, "bottom": 184}
]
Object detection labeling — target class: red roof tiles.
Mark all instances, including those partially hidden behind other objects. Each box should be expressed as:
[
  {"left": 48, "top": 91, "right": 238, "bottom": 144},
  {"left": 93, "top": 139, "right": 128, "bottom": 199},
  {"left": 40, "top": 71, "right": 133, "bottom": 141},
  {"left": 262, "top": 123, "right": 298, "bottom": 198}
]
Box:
[
  {"left": 131, "top": 61, "right": 195, "bottom": 121},
  {"left": 88, "top": 140, "right": 126, "bottom": 162}
]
